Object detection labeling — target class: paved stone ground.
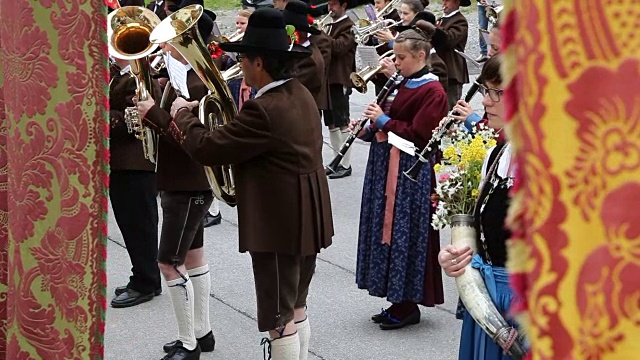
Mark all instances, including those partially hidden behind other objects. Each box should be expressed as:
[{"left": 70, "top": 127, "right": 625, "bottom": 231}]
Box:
[{"left": 105, "top": 7, "right": 486, "bottom": 360}]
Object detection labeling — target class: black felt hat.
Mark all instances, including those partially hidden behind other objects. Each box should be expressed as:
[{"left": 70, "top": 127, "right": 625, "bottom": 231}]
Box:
[
  {"left": 178, "top": 0, "right": 216, "bottom": 41},
  {"left": 395, "top": 10, "right": 437, "bottom": 32},
  {"left": 460, "top": 0, "right": 471, "bottom": 7},
  {"left": 219, "top": 8, "right": 312, "bottom": 58},
  {"left": 283, "top": 0, "right": 321, "bottom": 35}
]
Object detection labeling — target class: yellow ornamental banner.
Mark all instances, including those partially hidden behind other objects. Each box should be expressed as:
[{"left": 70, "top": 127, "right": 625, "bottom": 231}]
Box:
[{"left": 505, "top": 0, "right": 640, "bottom": 359}]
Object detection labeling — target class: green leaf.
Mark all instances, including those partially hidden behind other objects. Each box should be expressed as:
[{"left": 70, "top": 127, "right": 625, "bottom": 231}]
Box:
[{"left": 285, "top": 25, "right": 296, "bottom": 36}]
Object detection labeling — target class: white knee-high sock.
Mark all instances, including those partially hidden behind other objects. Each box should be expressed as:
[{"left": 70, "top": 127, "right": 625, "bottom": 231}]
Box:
[
  {"left": 166, "top": 276, "right": 197, "bottom": 351},
  {"left": 328, "top": 128, "right": 341, "bottom": 157},
  {"left": 209, "top": 198, "right": 219, "bottom": 215},
  {"left": 187, "top": 265, "right": 212, "bottom": 339},
  {"left": 340, "top": 129, "right": 352, "bottom": 168},
  {"left": 295, "top": 318, "right": 310, "bottom": 360},
  {"left": 270, "top": 333, "right": 300, "bottom": 360}
]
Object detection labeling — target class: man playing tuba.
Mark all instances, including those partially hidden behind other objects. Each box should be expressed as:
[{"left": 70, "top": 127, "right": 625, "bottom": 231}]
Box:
[{"left": 138, "top": 8, "right": 334, "bottom": 359}]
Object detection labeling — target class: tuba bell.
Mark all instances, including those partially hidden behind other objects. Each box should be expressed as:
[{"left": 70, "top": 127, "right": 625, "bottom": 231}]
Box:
[
  {"left": 107, "top": 6, "right": 161, "bottom": 165},
  {"left": 350, "top": 50, "right": 395, "bottom": 93},
  {"left": 150, "top": 4, "right": 238, "bottom": 206}
]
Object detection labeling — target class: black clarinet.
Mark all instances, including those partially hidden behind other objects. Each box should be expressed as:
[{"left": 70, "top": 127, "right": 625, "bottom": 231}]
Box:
[
  {"left": 403, "top": 77, "right": 483, "bottom": 182},
  {"left": 325, "top": 71, "right": 401, "bottom": 174}
]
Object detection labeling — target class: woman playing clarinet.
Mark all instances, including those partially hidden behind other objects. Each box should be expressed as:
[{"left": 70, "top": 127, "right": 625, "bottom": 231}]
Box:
[{"left": 353, "top": 20, "right": 448, "bottom": 330}]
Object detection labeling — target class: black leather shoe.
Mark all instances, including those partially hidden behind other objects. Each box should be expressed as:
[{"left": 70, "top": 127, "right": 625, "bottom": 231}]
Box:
[
  {"left": 115, "top": 285, "right": 161, "bottom": 297},
  {"left": 371, "top": 308, "right": 391, "bottom": 324},
  {"left": 111, "top": 289, "right": 155, "bottom": 308},
  {"left": 203, "top": 212, "right": 221, "bottom": 228},
  {"left": 327, "top": 165, "right": 352, "bottom": 179},
  {"left": 379, "top": 309, "right": 421, "bottom": 330},
  {"left": 164, "top": 332, "right": 215, "bottom": 353},
  {"left": 161, "top": 345, "right": 201, "bottom": 360}
]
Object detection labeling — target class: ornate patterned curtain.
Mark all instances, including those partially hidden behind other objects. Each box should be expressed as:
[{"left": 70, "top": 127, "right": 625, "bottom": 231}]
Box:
[
  {"left": 0, "top": 0, "right": 109, "bottom": 358},
  {"left": 505, "top": 0, "right": 640, "bottom": 358}
]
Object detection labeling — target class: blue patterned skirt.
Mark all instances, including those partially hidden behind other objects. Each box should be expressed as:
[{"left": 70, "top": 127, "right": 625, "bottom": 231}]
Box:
[
  {"left": 355, "top": 139, "right": 444, "bottom": 305},
  {"left": 458, "top": 255, "right": 520, "bottom": 360}
]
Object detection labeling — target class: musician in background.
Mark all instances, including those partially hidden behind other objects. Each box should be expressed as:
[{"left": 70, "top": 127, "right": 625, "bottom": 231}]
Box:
[
  {"left": 438, "top": 54, "right": 524, "bottom": 360},
  {"left": 148, "top": 0, "right": 168, "bottom": 19},
  {"left": 283, "top": 0, "right": 326, "bottom": 107},
  {"left": 164, "top": 0, "right": 179, "bottom": 16},
  {"left": 140, "top": 9, "right": 334, "bottom": 359},
  {"left": 390, "top": 11, "right": 449, "bottom": 92},
  {"left": 108, "top": 56, "right": 162, "bottom": 309},
  {"left": 353, "top": 20, "right": 447, "bottom": 330},
  {"left": 134, "top": 2, "right": 217, "bottom": 358},
  {"left": 431, "top": 0, "right": 470, "bottom": 109},
  {"left": 374, "top": 0, "right": 424, "bottom": 46},
  {"left": 363, "top": 0, "right": 400, "bottom": 94},
  {"left": 323, "top": 0, "right": 357, "bottom": 179}
]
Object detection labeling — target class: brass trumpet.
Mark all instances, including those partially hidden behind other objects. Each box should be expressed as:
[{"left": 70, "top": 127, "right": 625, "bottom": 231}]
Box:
[
  {"left": 375, "top": 0, "right": 401, "bottom": 18},
  {"left": 222, "top": 63, "right": 243, "bottom": 82},
  {"left": 220, "top": 30, "right": 243, "bottom": 43},
  {"left": 150, "top": 4, "right": 238, "bottom": 205},
  {"left": 350, "top": 50, "right": 395, "bottom": 93},
  {"left": 352, "top": 19, "right": 402, "bottom": 44},
  {"left": 313, "top": 11, "right": 334, "bottom": 32},
  {"left": 107, "top": 6, "right": 161, "bottom": 165},
  {"left": 486, "top": 5, "right": 503, "bottom": 25}
]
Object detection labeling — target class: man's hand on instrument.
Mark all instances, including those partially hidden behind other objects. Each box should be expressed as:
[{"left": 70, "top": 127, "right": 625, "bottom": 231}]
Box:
[
  {"left": 374, "top": 29, "right": 394, "bottom": 43},
  {"left": 364, "top": 103, "right": 384, "bottom": 121},
  {"left": 438, "top": 244, "right": 473, "bottom": 277},
  {"left": 135, "top": 95, "right": 155, "bottom": 120},
  {"left": 480, "top": 0, "right": 488, "bottom": 6},
  {"left": 379, "top": 57, "right": 397, "bottom": 78},
  {"left": 170, "top": 97, "right": 199, "bottom": 117},
  {"left": 450, "top": 100, "right": 474, "bottom": 122}
]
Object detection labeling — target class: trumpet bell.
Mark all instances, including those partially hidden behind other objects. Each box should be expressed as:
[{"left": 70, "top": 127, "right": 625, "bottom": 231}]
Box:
[{"left": 350, "top": 71, "right": 370, "bottom": 93}]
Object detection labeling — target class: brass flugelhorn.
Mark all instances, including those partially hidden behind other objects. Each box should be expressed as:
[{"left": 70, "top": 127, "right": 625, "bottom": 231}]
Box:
[
  {"left": 150, "top": 4, "right": 238, "bottom": 205},
  {"left": 350, "top": 50, "right": 395, "bottom": 93},
  {"left": 107, "top": 6, "right": 161, "bottom": 165},
  {"left": 222, "top": 63, "right": 243, "bottom": 82},
  {"left": 486, "top": 4, "right": 503, "bottom": 26},
  {"left": 220, "top": 30, "right": 243, "bottom": 43},
  {"left": 314, "top": 11, "right": 334, "bottom": 32},
  {"left": 352, "top": 19, "right": 402, "bottom": 44}
]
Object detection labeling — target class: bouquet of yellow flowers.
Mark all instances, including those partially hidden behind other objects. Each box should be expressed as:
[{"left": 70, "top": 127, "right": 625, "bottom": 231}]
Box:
[{"left": 431, "top": 124, "right": 498, "bottom": 230}]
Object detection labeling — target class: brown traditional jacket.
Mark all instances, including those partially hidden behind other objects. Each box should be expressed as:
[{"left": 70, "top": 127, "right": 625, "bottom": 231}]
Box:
[
  {"left": 433, "top": 11, "right": 469, "bottom": 85},
  {"left": 295, "top": 42, "right": 325, "bottom": 108},
  {"left": 325, "top": 17, "right": 357, "bottom": 87},
  {"left": 310, "top": 31, "right": 332, "bottom": 110},
  {"left": 148, "top": 79, "right": 334, "bottom": 256},
  {"left": 429, "top": 52, "right": 449, "bottom": 93},
  {"left": 109, "top": 71, "right": 157, "bottom": 172},
  {"left": 143, "top": 70, "right": 210, "bottom": 192}
]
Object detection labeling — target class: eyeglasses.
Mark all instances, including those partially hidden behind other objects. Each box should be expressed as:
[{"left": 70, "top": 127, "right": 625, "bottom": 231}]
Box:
[
  {"left": 236, "top": 53, "right": 244, "bottom": 62},
  {"left": 478, "top": 84, "right": 504, "bottom": 102}
]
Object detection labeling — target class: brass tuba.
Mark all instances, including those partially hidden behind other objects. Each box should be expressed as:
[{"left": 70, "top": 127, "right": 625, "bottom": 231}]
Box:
[
  {"left": 107, "top": 6, "right": 161, "bottom": 165},
  {"left": 150, "top": 4, "right": 238, "bottom": 206},
  {"left": 350, "top": 50, "right": 395, "bottom": 93}
]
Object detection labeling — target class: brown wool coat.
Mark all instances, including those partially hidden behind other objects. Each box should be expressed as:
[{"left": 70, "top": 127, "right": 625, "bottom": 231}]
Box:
[
  {"left": 325, "top": 17, "right": 357, "bottom": 87},
  {"left": 109, "top": 71, "right": 158, "bottom": 172},
  {"left": 429, "top": 52, "right": 449, "bottom": 92},
  {"left": 150, "top": 79, "right": 334, "bottom": 256},
  {"left": 143, "top": 71, "right": 210, "bottom": 192},
  {"left": 433, "top": 12, "right": 469, "bottom": 85},
  {"left": 310, "top": 31, "right": 332, "bottom": 110},
  {"left": 295, "top": 43, "right": 325, "bottom": 108}
]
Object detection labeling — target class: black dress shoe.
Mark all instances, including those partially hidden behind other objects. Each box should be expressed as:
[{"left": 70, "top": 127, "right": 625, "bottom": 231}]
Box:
[
  {"left": 111, "top": 289, "right": 155, "bottom": 308},
  {"left": 327, "top": 165, "right": 352, "bottom": 179},
  {"left": 371, "top": 308, "right": 391, "bottom": 324},
  {"left": 379, "top": 309, "right": 421, "bottom": 330},
  {"left": 115, "top": 285, "right": 161, "bottom": 296},
  {"left": 164, "top": 331, "right": 215, "bottom": 353},
  {"left": 203, "top": 212, "right": 221, "bottom": 228},
  {"left": 161, "top": 345, "right": 201, "bottom": 360}
]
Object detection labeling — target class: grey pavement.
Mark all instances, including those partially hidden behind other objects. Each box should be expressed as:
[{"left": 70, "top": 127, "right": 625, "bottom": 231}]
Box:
[
  {"left": 105, "top": 78, "right": 483, "bottom": 360},
  {"left": 106, "top": 8, "right": 486, "bottom": 359}
]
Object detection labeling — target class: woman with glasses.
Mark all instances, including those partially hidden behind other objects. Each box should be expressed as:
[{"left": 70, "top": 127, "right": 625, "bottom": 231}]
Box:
[{"left": 437, "top": 54, "right": 523, "bottom": 360}]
